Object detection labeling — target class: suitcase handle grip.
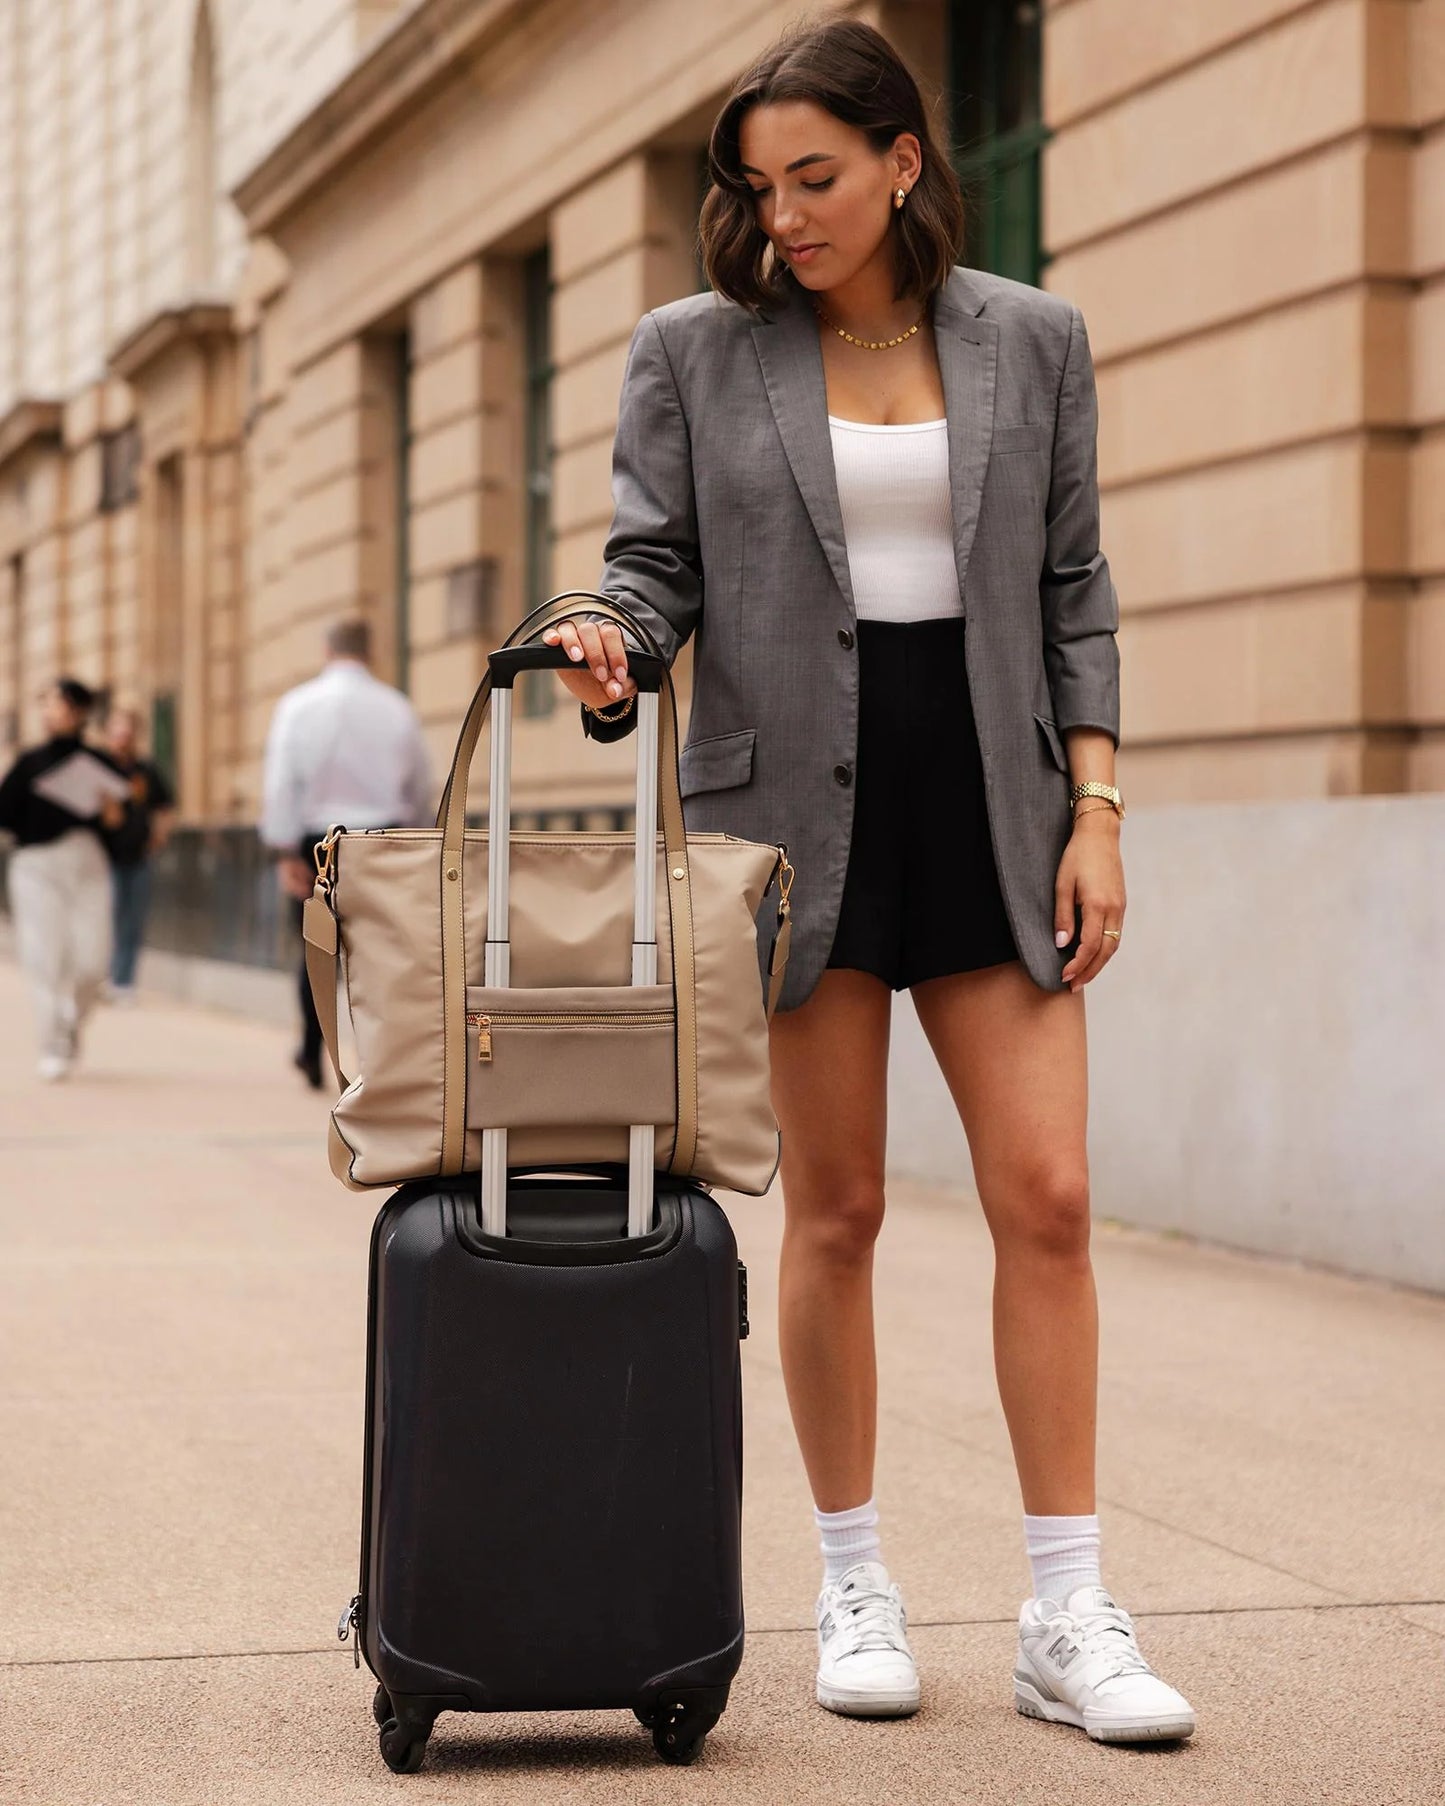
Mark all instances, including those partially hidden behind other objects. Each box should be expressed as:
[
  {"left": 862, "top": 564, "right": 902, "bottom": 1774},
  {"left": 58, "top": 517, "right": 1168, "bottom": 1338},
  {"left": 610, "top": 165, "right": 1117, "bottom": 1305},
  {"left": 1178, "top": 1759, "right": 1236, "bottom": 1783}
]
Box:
[{"left": 487, "top": 644, "right": 666, "bottom": 692}]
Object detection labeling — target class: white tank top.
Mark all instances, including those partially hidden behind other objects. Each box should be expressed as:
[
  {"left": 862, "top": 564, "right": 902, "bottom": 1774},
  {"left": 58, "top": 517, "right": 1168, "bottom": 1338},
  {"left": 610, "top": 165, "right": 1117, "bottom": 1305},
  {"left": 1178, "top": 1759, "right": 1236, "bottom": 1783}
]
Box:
[{"left": 828, "top": 415, "right": 962, "bottom": 623}]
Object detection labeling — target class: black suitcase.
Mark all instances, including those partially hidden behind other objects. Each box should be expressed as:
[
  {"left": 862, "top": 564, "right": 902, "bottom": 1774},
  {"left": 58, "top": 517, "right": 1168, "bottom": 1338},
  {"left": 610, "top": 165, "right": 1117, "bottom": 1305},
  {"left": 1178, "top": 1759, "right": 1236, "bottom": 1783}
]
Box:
[
  {"left": 336, "top": 628, "right": 747, "bottom": 1771},
  {"left": 340, "top": 1172, "right": 746, "bottom": 1771}
]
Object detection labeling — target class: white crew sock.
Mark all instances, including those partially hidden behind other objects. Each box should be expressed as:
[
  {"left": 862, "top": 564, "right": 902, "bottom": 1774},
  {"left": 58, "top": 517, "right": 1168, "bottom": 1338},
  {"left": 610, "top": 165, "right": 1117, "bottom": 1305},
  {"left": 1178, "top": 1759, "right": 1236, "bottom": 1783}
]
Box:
[
  {"left": 1023, "top": 1512, "right": 1103, "bottom": 1605},
  {"left": 815, "top": 1498, "right": 883, "bottom": 1585}
]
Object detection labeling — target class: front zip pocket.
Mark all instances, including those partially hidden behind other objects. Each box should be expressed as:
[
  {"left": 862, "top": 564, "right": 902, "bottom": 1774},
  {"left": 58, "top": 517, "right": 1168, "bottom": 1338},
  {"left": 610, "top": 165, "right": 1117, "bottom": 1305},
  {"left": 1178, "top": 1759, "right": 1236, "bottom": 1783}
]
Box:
[
  {"left": 464, "top": 984, "right": 676, "bottom": 1132},
  {"left": 466, "top": 1006, "right": 672, "bottom": 1064}
]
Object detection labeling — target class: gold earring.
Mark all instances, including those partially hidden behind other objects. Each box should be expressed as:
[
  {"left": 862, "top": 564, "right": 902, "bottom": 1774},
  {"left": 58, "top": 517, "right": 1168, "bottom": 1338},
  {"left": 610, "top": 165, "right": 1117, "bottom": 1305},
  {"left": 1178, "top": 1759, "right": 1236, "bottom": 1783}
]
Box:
[{"left": 895, "top": 187, "right": 906, "bottom": 208}]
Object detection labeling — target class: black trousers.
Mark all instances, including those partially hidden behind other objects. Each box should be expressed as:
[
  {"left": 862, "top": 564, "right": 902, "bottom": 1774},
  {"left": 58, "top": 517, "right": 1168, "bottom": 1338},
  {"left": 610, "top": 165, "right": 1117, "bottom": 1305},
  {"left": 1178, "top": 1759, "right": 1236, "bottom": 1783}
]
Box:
[
  {"left": 294, "top": 834, "right": 324, "bottom": 1061},
  {"left": 825, "top": 618, "right": 1019, "bottom": 991}
]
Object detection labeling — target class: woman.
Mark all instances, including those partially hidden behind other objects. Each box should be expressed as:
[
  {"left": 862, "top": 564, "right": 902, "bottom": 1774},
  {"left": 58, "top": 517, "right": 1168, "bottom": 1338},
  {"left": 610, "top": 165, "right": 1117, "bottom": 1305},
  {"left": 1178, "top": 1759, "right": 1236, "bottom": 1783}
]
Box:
[
  {"left": 544, "top": 19, "right": 1194, "bottom": 1746},
  {"left": 0, "top": 677, "right": 125, "bottom": 1079}
]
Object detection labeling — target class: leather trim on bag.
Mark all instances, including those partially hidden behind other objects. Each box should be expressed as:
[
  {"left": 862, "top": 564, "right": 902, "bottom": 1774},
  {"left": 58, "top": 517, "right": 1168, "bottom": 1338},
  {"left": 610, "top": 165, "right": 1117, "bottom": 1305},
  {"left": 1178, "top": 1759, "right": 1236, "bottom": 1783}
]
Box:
[{"left": 329, "top": 1116, "right": 365, "bottom": 1189}]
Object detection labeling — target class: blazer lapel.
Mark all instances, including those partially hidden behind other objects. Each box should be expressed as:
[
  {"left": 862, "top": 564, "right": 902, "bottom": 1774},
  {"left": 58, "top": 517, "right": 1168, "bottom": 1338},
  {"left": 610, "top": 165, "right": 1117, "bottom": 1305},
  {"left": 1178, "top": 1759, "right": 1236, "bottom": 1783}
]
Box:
[
  {"left": 933, "top": 267, "right": 999, "bottom": 605},
  {"left": 749, "top": 280, "right": 857, "bottom": 614},
  {"left": 748, "top": 265, "right": 999, "bottom": 614}
]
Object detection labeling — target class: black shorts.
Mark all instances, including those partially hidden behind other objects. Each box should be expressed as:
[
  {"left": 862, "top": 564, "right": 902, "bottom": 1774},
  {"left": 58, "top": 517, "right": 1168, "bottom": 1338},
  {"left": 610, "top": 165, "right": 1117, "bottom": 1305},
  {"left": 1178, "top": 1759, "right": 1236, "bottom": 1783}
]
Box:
[{"left": 825, "top": 618, "right": 1019, "bottom": 991}]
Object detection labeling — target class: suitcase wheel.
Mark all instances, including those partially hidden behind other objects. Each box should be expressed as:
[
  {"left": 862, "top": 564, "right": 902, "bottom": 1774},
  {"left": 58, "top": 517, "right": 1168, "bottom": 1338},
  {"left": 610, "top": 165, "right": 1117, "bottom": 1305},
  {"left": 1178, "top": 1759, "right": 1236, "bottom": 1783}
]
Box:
[
  {"left": 378, "top": 1719, "right": 427, "bottom": 1775},
  {"left": 372, "top": 1685, "right": 392, "bottom": 1729},
  {"left": 646, "top": 1688, "right": 726, "bottom": 1766}
]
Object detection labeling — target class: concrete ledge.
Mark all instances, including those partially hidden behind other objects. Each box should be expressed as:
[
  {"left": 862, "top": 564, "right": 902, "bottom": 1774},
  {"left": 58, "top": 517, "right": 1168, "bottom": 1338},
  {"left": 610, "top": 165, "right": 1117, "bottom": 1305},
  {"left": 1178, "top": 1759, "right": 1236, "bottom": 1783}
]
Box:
[
  {"left": 128, "top": 947, "right": 297, "bottom": 1029},
  {"left": 889, "top": 795, "right": 1445, "bottom": 1295}
]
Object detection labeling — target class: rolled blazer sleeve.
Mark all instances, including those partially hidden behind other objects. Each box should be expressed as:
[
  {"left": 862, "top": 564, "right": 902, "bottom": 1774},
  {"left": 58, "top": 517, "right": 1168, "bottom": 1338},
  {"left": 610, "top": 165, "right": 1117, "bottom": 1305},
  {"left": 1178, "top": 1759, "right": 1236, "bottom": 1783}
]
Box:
[
  {"left": 584, "top": 311, "right": 704, "bottom": 744},
  {"left": 1041, "top": 305, "right": 1121, "bottom": 748}
]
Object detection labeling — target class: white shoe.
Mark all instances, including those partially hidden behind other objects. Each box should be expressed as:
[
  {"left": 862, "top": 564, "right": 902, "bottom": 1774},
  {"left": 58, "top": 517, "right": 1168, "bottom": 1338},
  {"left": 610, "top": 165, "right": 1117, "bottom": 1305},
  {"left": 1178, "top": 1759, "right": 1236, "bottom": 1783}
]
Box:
[
  {"left": 1015, "top": 1585, "right": 1196, "bottom": 1743},
  {"left": 37, "top": 1054, "right": 71, "bottom": 1083},
  {"left": 815, "top": 1560, "right": 921, "bottom": 1718}
]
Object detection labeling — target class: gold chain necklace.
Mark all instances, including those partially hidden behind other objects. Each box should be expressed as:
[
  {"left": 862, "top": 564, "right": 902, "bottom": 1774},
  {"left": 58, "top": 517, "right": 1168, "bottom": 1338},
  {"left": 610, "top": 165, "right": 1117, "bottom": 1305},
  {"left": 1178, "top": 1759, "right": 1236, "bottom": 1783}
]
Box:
[{"left": 813, "top": 302, "right": 927, "bottom": 352}]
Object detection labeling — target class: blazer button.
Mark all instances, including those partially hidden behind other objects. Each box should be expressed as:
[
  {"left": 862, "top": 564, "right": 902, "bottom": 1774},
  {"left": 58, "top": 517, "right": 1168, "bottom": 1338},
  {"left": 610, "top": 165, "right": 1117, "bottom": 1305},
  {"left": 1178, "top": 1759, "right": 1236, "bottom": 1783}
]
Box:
[
  {"left": 837, "top": 628, "right": 855, "bottom": 649},
  {"left": 833, "top": 763, "right": 852, "bottom": 787}
]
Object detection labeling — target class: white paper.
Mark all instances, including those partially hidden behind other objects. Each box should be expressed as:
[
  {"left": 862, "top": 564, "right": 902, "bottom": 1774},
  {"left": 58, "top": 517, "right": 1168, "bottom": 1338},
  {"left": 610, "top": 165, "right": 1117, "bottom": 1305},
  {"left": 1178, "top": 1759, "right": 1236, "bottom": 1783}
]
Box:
[{"left": 30, "top": 750, "right": 133, "bottom": 818}]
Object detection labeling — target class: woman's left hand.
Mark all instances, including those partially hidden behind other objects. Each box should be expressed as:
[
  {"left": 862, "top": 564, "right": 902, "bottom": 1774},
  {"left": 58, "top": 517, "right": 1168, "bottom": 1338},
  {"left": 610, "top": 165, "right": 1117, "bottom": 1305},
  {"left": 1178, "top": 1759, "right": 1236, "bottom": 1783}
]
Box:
[{"left": 1056, "top": 812, "right": 1126, "bottom": 992}]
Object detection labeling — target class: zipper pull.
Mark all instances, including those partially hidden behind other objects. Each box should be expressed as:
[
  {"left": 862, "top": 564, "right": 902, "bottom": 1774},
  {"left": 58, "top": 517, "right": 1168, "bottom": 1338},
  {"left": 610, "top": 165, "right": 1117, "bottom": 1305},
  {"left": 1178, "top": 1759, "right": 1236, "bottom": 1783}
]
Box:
[
  {"left": 337, "top": 1593, "right": 361, "bottom": 1668},
  {"left": 467, "top": 1013, "right": 493, "bottom": 1062}
]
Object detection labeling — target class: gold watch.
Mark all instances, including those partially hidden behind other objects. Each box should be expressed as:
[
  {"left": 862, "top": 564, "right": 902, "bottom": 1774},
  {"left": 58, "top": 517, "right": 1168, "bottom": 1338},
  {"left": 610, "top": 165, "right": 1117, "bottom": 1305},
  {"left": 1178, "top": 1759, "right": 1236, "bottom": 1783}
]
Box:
[{"left": 1069, "top": 781, "right": 1125, "bottom": 820}]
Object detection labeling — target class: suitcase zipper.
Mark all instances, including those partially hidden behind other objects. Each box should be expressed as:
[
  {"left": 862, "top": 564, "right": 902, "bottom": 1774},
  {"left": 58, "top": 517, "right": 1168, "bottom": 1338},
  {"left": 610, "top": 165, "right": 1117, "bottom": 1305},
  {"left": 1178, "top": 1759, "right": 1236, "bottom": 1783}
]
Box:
[
  {"left": 466, "top": 1008, "right": 673, "bottom": 1062},
  {"left": 337, "top": 1593, "right": 361, "bottom": 1669}
]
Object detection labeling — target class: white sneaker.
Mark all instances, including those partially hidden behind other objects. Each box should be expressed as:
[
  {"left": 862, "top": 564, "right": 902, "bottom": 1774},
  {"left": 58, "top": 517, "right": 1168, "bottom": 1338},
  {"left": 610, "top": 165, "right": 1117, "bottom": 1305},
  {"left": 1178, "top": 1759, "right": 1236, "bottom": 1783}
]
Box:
[
  {"left": 1015, "top": 1585, "right": 1196, "bottom": 1743},
  {"left": 815, "top": 1560, "right": 921, "bottom": 1718},
  {"left": 37, "top": 1054, "right": 71, "bottom": 1083}
]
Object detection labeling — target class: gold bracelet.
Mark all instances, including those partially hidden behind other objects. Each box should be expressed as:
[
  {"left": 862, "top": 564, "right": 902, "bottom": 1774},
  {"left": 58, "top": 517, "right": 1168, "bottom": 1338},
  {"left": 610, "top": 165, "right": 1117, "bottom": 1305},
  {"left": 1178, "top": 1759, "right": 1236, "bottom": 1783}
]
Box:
[
  {"left": 1072, "top": 801, "right": 1118, "bottom": 821},
  {"left": 585, "top": 693, "right": 635, "bottom": 723}
]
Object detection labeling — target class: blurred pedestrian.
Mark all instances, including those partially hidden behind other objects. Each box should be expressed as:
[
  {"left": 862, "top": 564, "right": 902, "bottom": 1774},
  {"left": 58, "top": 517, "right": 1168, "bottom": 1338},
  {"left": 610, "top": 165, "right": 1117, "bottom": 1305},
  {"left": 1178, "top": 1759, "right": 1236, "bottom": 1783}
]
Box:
[
  {"left": 100, "top": 705, "right": 175, "bottom": 1004},
  {"left": 0, "top": 677, "right": 129, "bottom": 1079},
  {"left": 260, "top": 618, "right": 433, "bottom": 1088}
]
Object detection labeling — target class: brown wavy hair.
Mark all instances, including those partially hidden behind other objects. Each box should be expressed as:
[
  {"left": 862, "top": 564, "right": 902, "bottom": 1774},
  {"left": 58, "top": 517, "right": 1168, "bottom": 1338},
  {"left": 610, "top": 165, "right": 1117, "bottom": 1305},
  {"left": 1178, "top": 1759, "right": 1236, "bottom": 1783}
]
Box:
[{"left": 699, "top": 16, "right": 965, "bottom": 316}]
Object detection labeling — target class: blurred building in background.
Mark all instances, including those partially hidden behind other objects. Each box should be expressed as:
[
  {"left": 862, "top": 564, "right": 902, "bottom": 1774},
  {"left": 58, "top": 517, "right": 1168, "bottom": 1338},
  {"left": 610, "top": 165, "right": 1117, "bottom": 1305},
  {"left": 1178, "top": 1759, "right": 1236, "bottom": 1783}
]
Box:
[
  {"left": 3, "top": 0, "right": 1439, "bottom": 826},
  {"left": 2, "top": 0, "right": 1441, "bottom": 1284}
]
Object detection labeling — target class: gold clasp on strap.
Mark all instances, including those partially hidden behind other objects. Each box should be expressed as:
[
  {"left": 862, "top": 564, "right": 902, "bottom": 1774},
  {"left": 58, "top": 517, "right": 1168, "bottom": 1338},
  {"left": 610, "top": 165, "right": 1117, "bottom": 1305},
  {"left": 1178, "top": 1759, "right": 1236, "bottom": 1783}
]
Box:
[
  {"left": 313, "top": 825, "right": 343, "bottom": 892},
  {"left": 776, "top": 849, "right": 794, "bottom": 911}
]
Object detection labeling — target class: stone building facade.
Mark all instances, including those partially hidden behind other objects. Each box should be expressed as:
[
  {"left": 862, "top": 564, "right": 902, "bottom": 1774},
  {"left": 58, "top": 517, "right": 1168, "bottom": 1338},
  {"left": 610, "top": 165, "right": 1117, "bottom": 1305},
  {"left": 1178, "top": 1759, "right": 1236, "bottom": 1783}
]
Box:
[{"left": 0, "top": 0, "right": 1442, "bottom": 828}]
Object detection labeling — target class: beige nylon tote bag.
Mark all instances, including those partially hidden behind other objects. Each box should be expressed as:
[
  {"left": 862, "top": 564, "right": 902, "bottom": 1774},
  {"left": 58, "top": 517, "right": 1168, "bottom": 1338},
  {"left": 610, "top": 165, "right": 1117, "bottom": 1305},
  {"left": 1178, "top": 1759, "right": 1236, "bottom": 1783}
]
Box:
[{"left": 302, "top": 594, "right": 793, "bottom": 1196}]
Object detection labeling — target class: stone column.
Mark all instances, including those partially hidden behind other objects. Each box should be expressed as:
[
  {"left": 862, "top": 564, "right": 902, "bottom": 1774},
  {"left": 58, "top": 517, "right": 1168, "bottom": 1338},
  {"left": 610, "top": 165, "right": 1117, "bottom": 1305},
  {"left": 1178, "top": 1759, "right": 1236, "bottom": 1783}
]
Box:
[
  {"left": 400, "top": 261, "right": 488, "bottom": 754},
  {"left": 546, "top": 148, "right": 705, "bottom": 803},
  {"left": 1042, "top": 0, "right": 1422, "bottom": 801}
]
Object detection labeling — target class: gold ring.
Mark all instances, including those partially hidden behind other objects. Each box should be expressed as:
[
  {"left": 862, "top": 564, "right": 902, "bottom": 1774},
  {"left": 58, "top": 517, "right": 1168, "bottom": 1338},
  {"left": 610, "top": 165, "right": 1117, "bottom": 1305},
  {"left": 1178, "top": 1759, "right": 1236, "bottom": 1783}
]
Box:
[{"left": 1102, "top": 928, "right": 1122, "bottom": 940}]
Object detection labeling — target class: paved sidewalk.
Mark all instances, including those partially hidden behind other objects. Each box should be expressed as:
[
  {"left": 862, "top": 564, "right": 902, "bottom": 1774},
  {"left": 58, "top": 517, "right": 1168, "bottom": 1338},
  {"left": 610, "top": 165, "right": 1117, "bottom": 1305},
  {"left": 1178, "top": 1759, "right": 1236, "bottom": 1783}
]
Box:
[{"left": 1, "top": 959, "right": 1442, "bottom": 1805}]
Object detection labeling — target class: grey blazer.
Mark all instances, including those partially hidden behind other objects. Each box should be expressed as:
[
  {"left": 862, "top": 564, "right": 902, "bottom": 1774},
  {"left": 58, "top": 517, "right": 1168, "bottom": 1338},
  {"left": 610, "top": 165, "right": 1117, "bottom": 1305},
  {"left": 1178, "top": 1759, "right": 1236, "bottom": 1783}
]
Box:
[{"left": 590, "top": 263, "right": 1120, "bottom": 1011}]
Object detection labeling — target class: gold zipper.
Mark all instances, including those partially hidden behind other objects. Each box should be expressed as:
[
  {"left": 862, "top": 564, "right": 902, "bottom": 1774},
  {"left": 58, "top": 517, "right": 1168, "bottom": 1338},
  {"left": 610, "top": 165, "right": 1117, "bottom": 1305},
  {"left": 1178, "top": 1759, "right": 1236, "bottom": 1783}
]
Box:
[
  {"left": 361, "top": 830, "right": 740, "bottom": 844},
  {"left": 466, "top": 1008, "right": 673, "bottom": 1063}
]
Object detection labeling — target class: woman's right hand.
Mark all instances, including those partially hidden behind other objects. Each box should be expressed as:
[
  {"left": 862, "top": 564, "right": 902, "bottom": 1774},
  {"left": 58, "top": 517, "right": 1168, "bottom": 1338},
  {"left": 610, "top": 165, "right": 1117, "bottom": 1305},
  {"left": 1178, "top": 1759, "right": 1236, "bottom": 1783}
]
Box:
[{"left": 541, "top": 617, "right": 638, "bottom": 710}]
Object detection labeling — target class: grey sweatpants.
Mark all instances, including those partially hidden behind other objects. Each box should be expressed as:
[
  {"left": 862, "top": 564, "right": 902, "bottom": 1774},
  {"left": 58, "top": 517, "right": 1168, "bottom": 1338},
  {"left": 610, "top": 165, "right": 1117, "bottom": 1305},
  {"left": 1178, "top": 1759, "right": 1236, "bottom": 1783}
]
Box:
[{"left": 7, "top": 830, "right": 113, "bottom": 1061}]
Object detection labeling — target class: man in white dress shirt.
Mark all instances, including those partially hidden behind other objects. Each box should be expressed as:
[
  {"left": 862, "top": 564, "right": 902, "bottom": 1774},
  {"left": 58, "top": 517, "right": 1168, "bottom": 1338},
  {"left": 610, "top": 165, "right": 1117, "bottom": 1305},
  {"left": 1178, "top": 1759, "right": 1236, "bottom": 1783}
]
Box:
[{"left": 260, "top": 619, "right": 433, "bottom": 1086}]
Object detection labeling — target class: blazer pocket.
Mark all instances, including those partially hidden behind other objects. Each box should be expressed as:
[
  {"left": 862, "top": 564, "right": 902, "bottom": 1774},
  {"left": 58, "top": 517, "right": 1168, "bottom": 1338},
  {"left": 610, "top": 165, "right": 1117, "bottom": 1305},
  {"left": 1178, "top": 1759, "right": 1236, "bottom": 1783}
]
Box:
[
  {"left": 1033, "top": 712, "right": 1070, "bottom": 775},
  {"left": 991, "top": 423, "right": 1050, "bottom": 456},
  {"left": 679, "top": 727, "right": 756, "bottom": 799}
]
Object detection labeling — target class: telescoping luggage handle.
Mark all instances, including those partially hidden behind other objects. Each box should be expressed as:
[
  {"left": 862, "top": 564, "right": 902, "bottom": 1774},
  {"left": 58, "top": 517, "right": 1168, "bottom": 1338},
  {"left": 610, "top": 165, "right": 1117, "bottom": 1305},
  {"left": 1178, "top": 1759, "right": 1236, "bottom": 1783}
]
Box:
[
  {"left": 436, "top": 592, "right": 697, "bottom": 1241},
  {"left": 481, "top": 640, "right": 665, "bottom": 1240}
]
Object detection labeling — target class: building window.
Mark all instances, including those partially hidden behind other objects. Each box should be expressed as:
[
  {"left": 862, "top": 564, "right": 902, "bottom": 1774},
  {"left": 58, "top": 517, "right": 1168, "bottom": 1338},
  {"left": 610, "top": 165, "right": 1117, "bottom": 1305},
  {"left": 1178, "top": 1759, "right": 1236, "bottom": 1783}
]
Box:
[
  {"left": 445, "top": 557, "right": 499, "bottom": 642},
  {"left": 151, "top": 454, "right": 186, "bottom": 806},
  {"left": 99, "top": 423, "right": 141, "bottom": 513},
  {"left": 3, "top": 553, "right": 23, "bottom": 750},
  {"left": 948, "top": 1, "right": 1046, "bottom": 286},
  {"left": 150, "top": 691, "right": 178, "bottom": 795},
  {"left": 522, "top": 245, "right": 554, "bottom": 718}
]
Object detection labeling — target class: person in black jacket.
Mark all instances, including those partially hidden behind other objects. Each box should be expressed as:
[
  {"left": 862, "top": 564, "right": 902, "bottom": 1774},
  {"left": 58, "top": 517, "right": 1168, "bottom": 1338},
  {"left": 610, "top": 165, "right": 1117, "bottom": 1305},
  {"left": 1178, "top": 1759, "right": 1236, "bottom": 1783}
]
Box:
[
  {"left": 0, "top": 678, "right": 126, "bottom": 1079},
  {"left": 100, "top": 705, "right": 175, "bottom": 1003}
]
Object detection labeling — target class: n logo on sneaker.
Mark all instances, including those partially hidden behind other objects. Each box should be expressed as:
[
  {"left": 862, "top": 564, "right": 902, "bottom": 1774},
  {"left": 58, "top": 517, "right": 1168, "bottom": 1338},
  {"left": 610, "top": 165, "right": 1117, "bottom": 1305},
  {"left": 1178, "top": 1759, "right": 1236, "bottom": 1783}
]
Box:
[{"left": 1046, "top": 1634, "right": 1080, "bottom": 1671}]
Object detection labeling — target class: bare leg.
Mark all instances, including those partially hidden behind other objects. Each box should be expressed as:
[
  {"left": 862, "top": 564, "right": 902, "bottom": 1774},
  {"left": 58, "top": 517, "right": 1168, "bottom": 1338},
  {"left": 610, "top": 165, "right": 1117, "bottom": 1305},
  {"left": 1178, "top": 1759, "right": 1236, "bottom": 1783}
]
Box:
[
  {"left": 911, "top": 962, "right": 1096, "bottom": 1514},
  {"left": 769, "top": 969, "right": 894, "bottom": 1513}
]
